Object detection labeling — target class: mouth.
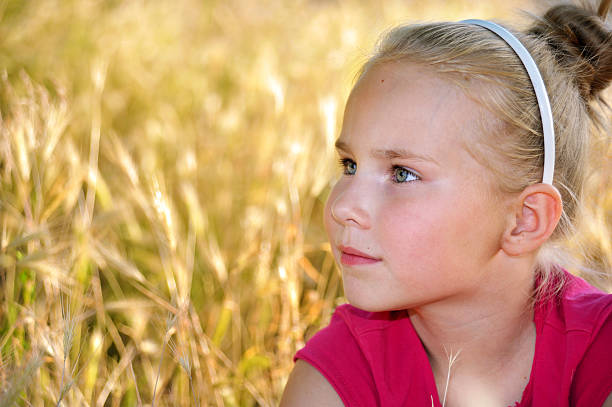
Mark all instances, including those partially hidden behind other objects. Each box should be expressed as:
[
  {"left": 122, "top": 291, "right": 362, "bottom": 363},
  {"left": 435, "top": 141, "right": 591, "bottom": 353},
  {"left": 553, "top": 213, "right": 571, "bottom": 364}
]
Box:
[{"left": 338, "top": 245, "right": 381, "bottom": 266}]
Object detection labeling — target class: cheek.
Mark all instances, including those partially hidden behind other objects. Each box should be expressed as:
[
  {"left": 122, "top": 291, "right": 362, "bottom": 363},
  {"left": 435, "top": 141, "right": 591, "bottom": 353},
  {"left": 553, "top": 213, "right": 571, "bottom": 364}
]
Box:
[
  {"left": 377, "top": 195, "right": 470, "bottom": 262},
  {"left": 377, "top": 191, "right": 504, "bottom": 273},
  {"left": 378, "top": 203, "right": 438, "bottom": 259}
]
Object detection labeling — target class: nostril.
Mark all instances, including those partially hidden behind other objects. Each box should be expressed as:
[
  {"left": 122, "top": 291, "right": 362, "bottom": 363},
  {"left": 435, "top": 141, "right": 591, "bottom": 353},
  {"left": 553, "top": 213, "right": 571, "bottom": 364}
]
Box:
[{"left": 330, "top": 193, "right": 370, "bottom": 229}]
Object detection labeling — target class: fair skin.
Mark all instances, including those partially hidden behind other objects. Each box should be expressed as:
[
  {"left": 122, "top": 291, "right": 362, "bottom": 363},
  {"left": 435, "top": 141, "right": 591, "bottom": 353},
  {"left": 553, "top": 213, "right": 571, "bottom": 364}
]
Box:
[{"left": 281, "top": 62, "right": 611, "bottom": 406}]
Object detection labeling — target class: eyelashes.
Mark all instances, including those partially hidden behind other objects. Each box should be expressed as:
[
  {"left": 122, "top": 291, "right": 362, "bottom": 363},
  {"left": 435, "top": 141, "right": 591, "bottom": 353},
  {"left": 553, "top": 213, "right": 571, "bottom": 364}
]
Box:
[
  {"left": 338, "top": 158, "right": 357, "bottom": 175},
  {"left": 337, "top": 158, "right": 420, "bottom": 183},
  {"left": 393, "top": 166, "right": 419, "bottom": 183}
]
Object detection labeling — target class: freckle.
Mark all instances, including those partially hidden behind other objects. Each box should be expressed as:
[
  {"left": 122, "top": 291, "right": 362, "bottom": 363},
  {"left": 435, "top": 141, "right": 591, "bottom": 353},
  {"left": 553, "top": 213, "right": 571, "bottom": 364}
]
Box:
[{"left": 381, "top": 79, "right": 385, "bottom": 83}]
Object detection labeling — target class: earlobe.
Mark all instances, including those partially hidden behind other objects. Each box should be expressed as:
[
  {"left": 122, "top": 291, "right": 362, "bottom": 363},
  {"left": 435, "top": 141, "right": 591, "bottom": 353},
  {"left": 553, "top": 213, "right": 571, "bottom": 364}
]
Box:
[{"left": 501, "top": 184, "right": 563, "bottom": 257}]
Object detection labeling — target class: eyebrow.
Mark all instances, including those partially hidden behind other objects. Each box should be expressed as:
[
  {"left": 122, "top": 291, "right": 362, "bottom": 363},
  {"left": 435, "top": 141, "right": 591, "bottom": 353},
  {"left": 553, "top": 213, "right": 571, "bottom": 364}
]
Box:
[{"left": 334, "top": 140, "right": 439, "bottom": 165}]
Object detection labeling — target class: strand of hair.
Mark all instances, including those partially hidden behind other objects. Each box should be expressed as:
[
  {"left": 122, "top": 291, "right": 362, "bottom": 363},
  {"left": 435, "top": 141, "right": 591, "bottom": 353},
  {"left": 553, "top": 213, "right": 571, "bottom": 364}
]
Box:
[{"left": 598, "top": 0, "right": 611, "bottom": 19}]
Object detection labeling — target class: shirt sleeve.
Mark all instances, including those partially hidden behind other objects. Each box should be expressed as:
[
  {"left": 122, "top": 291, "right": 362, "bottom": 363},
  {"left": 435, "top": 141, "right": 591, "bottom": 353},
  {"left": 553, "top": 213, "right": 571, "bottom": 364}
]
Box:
[
  {"left": 294, "top": 308, "right": 380, "bottom": 407},
  {"left": 571, "top": 311, "right": 612, "bottom": 407}
]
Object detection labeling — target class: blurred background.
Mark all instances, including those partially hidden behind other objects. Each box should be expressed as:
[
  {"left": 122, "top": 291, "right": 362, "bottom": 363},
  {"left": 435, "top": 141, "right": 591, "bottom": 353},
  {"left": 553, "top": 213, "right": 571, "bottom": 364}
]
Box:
[{"left": 0, "top": 0, "right": 609, "bottom": 405}]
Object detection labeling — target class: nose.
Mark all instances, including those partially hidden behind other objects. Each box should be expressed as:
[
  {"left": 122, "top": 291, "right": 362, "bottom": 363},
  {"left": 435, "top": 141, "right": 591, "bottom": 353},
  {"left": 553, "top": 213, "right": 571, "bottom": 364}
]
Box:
[{"left": 328, "top": 179, "right": 372, "bottom": 229}]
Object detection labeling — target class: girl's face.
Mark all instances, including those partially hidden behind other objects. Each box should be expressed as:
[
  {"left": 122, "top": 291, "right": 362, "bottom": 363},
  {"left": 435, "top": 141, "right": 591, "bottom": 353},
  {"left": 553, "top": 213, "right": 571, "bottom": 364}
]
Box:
[{"left": 324, "top": 62, "right": 512, "bottom": 312}]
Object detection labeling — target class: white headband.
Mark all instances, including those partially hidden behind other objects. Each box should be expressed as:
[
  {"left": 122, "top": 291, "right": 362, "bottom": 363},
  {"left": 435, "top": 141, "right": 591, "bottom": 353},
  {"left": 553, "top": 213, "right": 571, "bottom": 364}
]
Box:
[{"left": 461, "top": 19, "right": 556, "bottom": 185}]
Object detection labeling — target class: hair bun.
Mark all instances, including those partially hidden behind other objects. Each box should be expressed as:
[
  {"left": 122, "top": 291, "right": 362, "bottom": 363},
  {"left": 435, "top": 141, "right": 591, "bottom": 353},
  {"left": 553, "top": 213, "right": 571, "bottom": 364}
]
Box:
[{"left": 528, "top": 2, "right": 612, "bottom": 102}]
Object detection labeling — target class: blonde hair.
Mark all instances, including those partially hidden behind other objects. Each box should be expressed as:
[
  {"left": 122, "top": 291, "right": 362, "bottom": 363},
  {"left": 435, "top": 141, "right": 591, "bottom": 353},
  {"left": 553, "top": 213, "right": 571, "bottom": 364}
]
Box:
[{"left": 355, "top": 2, "right": 612, "bottom": 294}]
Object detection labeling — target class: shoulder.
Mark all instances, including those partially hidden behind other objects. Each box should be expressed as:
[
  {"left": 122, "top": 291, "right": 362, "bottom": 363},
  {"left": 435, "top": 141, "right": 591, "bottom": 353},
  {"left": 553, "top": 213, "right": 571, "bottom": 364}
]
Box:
[
  {"left": 295, "top": 303, "right": 404, "bottom": 358},
  {"left": 530, "top": 271, "right": 612, "bottom": 405},
  {"left": 543, "top": 271, "right": 612, "bottom": 332},
  {"left": 287, "top": 304, "right": 389, "bottom": 406},
  {"left": 280, "top": 360, "right": 345, "bottom": 407},
  {"left": 553, "top": 272, "right": 612, "bottom": 406},
  {"left": 570, "top": 306, "right": 612, "bottom": 406},
  {"left": 287, "top": 304, "right": 434, "bottom": 406}
]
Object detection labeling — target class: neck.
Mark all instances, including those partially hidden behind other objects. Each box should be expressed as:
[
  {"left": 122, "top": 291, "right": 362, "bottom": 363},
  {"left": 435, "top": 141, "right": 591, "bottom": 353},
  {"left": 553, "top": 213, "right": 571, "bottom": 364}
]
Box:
[{"left": 409, "top": 255, "right": 537, "bottom": 405}]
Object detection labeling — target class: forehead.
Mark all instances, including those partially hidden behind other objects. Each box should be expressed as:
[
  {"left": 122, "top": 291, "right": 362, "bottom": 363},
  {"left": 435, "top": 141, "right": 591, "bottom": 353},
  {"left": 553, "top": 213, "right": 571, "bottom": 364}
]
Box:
[{"left": 340, "top": 62, "right": 488, "bottom": 157}]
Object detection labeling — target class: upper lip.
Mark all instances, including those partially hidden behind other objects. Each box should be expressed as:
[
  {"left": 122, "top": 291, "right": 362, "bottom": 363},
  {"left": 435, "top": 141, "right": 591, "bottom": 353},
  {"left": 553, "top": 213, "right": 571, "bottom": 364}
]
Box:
[{"left": 338, "top": 245, "right": 380, "bottom": 260}]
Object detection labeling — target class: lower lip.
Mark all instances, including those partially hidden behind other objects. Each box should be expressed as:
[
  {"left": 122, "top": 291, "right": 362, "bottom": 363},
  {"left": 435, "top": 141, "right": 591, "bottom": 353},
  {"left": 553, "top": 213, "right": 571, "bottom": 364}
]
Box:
[{"left": 340, "top": 252, "right": 381, "bottom": 266}]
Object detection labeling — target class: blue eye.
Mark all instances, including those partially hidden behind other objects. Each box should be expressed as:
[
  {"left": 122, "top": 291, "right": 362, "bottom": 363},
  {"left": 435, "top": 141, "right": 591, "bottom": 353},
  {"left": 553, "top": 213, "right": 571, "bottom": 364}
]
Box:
[
  {"left": 339, "top": 158, "right": 357, "bottom": 175},
  {"left": 392, "top": 166, "right": 419, "bottom": 183}
]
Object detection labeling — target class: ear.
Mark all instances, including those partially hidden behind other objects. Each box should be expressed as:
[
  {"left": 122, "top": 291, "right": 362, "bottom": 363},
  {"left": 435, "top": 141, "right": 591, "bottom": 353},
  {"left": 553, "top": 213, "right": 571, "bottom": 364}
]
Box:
[{"left": 501, "top": 184, "right": 563, "bottom": 256}]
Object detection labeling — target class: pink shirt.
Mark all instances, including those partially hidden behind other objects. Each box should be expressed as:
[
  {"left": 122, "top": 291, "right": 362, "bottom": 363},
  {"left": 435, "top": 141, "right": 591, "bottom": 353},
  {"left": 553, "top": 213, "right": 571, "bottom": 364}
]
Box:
[{"left": 294, "top": 271, "right": 612, "bottom": 406}]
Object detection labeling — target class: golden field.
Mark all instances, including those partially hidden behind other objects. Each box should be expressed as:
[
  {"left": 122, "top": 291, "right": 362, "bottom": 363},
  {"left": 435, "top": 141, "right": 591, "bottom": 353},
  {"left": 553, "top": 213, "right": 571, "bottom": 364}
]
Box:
[{"left": 0, "top": 0, "right": 609, "bottom": 405}]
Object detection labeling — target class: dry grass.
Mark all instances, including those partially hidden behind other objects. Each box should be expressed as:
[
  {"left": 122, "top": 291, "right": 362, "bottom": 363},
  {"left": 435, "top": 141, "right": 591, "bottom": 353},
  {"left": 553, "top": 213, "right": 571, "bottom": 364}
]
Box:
[{"left": 0, "top": 0, "right": 608, "bottom": 405}]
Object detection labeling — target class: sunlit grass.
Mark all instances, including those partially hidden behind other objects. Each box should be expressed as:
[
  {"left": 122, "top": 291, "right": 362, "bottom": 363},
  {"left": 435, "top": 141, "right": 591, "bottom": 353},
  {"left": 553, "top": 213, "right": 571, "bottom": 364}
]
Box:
[{"left": 0, "top": 0, "right": 608, "bottom": 405}]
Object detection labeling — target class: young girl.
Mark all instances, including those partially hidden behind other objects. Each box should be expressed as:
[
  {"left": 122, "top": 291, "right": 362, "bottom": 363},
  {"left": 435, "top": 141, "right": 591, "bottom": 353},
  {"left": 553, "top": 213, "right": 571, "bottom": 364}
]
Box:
[{"left": 281, "top": 1, "right": 612, "bottom": 406}]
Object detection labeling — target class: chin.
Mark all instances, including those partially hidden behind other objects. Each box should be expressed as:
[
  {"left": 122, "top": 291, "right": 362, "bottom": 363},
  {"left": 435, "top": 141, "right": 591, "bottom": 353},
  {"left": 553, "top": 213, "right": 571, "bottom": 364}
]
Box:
[
  {"left": 345, "top": 288, "right": 416, "bottom": 313},
  {"left": 346, "top": 293, "right": 393, "bottom": 313}
]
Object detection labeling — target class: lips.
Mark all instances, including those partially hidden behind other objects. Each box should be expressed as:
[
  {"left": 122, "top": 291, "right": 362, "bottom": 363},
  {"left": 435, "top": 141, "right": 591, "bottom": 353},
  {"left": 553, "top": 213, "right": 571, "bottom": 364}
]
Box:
[{"left": 338, "top": 245, "right": 381, "bottom": 266}]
